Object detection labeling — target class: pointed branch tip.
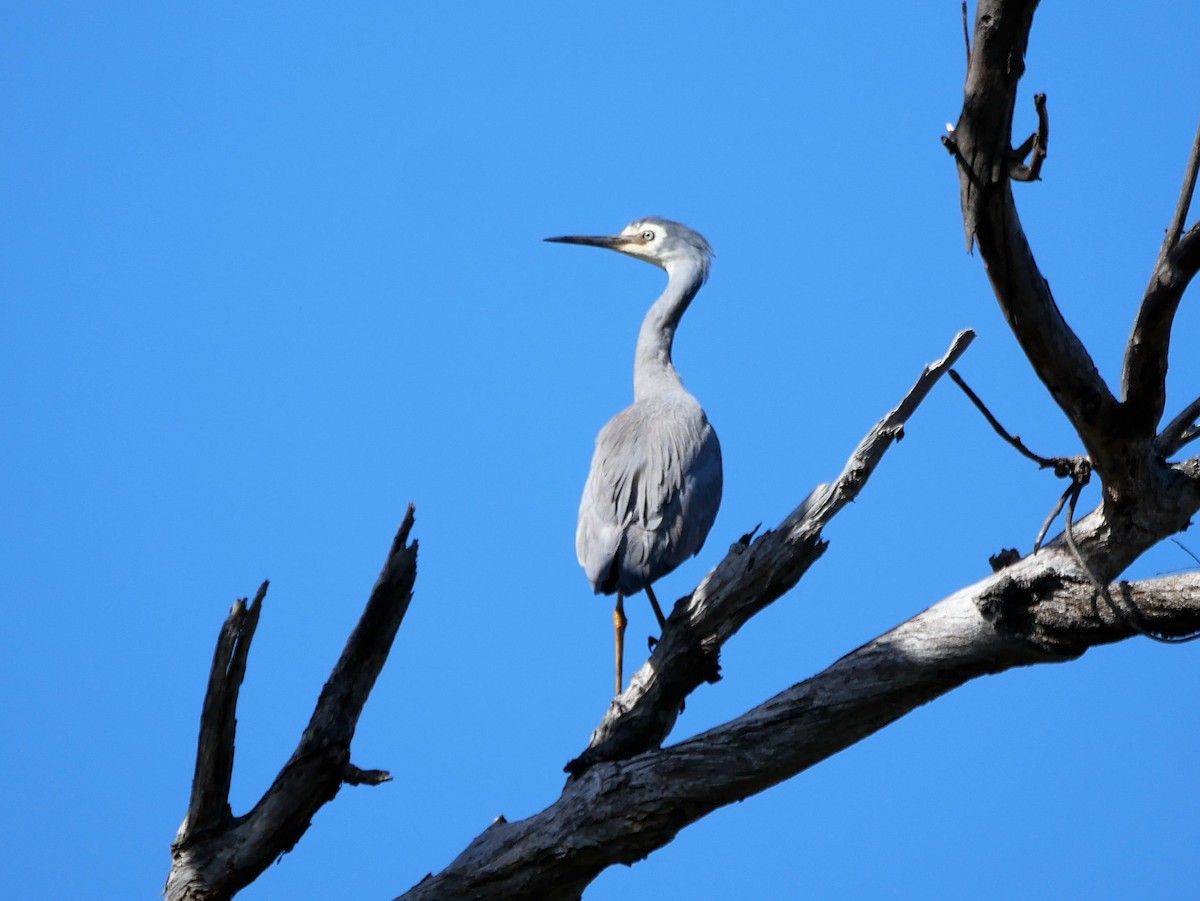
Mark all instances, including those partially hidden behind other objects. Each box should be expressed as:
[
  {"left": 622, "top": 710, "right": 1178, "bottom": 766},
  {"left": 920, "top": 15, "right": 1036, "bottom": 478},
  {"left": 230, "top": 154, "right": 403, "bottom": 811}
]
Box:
[{"left": 343, "top": 763, "right": 392, "bottom": 786}]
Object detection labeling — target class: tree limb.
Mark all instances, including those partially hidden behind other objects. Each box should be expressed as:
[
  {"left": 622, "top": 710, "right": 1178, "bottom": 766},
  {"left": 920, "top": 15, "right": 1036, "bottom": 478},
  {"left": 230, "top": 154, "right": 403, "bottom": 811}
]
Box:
[
  {"left": 1154, "top": 118, "right": 1200, "bottom": 271},
  {"left": 179, "top": 581, "right": 268, "bottom": 843},
  {"left": 947, "top": 0, "right": 1200, "bottom": 521},
  {"left": 1159, "top": 395, "right": 1200, "bottom": 457},
  {"left": 398, "top": 554, "right": 1200, "bottom": 901},
  {"left": 1123, "top": 223, "right": 1200, "bottom": 438},
  {"left": 566, "top": 329, "right": 975, "bottom": 775},
  {"left": 166, "top": 506, "right": 419, "bottom": 901},
  {"left": 946, "top": 0, "right": 1130, "bottom": 485}
]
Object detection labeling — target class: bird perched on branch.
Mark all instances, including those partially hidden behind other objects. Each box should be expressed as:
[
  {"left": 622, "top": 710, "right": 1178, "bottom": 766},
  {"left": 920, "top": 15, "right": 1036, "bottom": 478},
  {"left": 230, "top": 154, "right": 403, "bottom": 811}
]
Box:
[{"left": 546, "top": 217, "right": 723, "bottom": 696}]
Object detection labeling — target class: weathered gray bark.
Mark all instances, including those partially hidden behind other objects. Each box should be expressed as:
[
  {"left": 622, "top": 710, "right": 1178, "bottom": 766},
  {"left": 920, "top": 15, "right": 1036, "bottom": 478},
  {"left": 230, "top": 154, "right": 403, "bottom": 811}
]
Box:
[
  {"left": 398, "top": 564, "right": 1200, "bottom": 901},
  {"left": 167, "top": 2, "right": 1200, "bottom": 898}
]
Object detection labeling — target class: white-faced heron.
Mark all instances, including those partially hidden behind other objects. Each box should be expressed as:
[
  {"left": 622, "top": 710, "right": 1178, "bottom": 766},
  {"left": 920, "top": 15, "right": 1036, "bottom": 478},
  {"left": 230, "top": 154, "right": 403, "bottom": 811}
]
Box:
[{"left": 547, "top": 217, "right": 723, "bottom": 695}]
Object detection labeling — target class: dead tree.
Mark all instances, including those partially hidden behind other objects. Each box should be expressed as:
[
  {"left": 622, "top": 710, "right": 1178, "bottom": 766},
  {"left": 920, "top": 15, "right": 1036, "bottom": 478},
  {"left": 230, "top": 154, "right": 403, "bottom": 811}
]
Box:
[{"left": 166, "top": 2, "right": 1200, "bottom": 898}]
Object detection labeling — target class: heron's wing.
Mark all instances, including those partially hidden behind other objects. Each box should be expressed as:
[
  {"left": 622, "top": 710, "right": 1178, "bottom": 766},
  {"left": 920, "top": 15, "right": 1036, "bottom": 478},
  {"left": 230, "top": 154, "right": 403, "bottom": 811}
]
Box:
[{"left": 577, "top": 397, "right": 722, "bottom": 594}]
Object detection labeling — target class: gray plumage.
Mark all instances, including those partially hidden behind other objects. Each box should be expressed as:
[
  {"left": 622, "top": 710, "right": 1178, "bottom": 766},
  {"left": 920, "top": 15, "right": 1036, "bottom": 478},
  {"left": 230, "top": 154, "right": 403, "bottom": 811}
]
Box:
[
  {"left": 547, "top": 216, "right": 723, "bottom": 613},
  {"left": 577, "top": 391, "right": 722, "bottom": 596}
]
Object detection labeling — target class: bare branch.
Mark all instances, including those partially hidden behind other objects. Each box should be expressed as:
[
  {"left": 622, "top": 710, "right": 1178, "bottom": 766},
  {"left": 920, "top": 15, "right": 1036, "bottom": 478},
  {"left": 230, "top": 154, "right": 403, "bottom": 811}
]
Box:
[
  {"left": 166, "top": 506, "right": 419, "bottom": 901},
  {"left": 959, "top": 0, "right": 970, "bottom": 67},
  {"left": 948, "top": 1, "right": 1127, "bottom": 486},
  {"left": 949, "top": 368, "right": 1059, "bottom": 468},
  {"left": 1155, "top": 118, "right": 1200, "bottom": 269},
  {"left": 178, "top": 581, "right": 267, "bottom": 843},
  {"left": 566, "top": 330, "right": 975, "bottom": 775},
  {"left": 1123, "top": 223, "right": 1200, "bottom": 438},
  {"left": 1158, "top": 394, "right": 1200, "bottom": 457},
  {"left": 399, "top": 559, "right": 1200, "bottom": 901}
]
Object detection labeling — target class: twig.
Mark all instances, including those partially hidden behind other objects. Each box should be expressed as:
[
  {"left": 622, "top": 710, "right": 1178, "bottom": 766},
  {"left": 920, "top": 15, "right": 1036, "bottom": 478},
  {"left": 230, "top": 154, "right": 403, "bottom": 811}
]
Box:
[
  {"left": 1033, "top": 484, "right": 1072, "bottom": 553},
  {"left": 1009, "top": 93, "right": 1049, "bottom": 182},
  {"left": 949, "top": 369, "right": 1057, "bottom": 468},
  {"left": 343, "top": 763, "right": 393, "bottom": 786},
  {"left": 960, "top": 0, "right": 970, "bottom": 67},
  {"left": 1173, "top": 538, "right": 1200, "bottom": 568},
  {"left": 949, "top": 368, "right": 1095, "bottom": 552}
]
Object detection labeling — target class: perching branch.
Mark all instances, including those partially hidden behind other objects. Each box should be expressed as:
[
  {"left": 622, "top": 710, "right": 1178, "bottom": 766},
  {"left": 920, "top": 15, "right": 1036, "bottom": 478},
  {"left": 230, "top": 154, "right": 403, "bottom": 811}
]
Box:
[
  {"left": 566, "top": 329, "right": 975, "bottom": 775},
  {"left": 398, "top": 552, "right": 1200, "bottom": 901},
  {"left": 166, "top": 506, "right": 419, "bottom": 901}
]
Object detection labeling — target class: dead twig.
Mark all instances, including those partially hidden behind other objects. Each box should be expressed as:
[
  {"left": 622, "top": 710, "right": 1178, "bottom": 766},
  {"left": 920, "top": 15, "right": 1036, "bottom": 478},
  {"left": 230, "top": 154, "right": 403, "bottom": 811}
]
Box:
[
  {"left": 949, "top": 368, "right": 1093, "bottom": 552},
  {"left": 1009, "top": 93, "right": 1049, "bottom": 182}
]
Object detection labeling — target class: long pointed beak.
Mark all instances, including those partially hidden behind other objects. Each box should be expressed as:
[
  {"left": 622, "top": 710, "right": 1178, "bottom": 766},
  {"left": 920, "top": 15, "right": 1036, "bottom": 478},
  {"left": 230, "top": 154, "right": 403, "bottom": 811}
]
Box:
[{"left": 544, "top": 233, "right": 627, "bottom": 249}]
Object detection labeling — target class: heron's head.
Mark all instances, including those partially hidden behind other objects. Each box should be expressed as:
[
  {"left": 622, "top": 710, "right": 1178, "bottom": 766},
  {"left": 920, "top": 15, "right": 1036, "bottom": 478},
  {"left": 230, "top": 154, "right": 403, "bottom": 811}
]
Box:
[{"left": 546, "top": 217, "right": 714, "bottom": 280}]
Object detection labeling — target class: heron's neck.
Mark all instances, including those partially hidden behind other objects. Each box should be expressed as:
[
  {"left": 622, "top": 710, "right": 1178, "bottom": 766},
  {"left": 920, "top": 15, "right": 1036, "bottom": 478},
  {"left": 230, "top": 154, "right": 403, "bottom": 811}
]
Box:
[{"left": 633, "top": 257, "right": 705, "bottom": 401}]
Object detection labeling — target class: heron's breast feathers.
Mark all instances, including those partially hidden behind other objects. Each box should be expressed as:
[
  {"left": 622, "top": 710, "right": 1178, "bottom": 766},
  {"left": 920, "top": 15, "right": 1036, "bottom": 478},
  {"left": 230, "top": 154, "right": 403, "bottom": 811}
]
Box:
[{"left": 576, "top": 397, "right": 723, "bottom": 593}]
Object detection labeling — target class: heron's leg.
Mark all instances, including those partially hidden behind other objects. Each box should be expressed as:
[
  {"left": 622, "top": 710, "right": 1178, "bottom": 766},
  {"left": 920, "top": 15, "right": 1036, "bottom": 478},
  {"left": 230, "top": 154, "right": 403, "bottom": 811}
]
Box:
[
  {"left": 644, "top": 585, "right": 667, "bottom": 632},
  {"left": 613, "top": 594, "right": 627, "bottom": 695}
]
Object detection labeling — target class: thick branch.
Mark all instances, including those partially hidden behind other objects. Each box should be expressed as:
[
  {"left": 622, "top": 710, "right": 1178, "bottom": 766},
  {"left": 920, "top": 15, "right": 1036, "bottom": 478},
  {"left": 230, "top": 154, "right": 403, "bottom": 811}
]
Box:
[
  {"left": 948, "top": 0, "right": 1127, "bottom": 483},
  {"left": 1124, "top": 223, "right": 1200, "bottom": 437},
  {"left": 399, "top": 547, "right": 1200, "bottom": 901},
  {"left": 566, "top": 330, "right": 975, "bottom": 775},
  {"left": 166, "top": 506, "right": 419, "bottom": 901}
]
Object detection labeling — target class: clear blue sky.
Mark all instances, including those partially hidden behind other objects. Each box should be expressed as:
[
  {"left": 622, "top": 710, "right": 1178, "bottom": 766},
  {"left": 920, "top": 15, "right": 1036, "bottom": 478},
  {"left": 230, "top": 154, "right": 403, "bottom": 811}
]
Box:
[{"left": 3, "top": 4, "right": 1199, "bottom": 899}]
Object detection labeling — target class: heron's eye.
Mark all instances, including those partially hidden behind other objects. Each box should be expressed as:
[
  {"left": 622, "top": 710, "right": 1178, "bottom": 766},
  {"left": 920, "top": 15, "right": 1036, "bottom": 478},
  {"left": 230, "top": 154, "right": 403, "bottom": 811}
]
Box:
[{"left": 641, "top": 230, "right": 655, "bottom": 241}]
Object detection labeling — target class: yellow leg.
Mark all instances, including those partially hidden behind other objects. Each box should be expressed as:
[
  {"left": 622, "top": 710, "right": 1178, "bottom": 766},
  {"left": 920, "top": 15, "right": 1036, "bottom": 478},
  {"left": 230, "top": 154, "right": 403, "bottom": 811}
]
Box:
[{"left": 613, "top": 594, "right": 627, "bottom": 696}]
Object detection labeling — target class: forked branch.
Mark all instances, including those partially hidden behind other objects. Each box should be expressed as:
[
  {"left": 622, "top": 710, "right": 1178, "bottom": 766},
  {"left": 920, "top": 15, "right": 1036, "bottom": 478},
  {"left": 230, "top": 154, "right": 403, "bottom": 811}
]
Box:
[
  {"left": 181, "top": 581, "right": 268, "bottom": 840},
  {"left": 166, "top": 507, "right": 419, "bottom": 901},
  {"left": 948, "top": 0, "right": 1200, "bottom": 510},
  {"left": 946, "top": 0, "right": 1133, "bottom": 487}
]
